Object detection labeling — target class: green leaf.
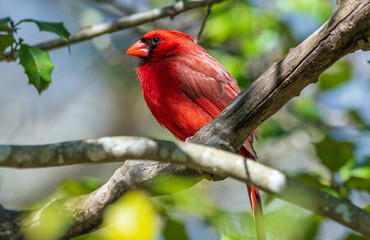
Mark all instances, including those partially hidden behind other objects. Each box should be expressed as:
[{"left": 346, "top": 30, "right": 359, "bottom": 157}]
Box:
[
  {"left": 319, "top": 60, "right": 353, "bottom": 90},
  {"left": 315, "top": 135, "right": 354, "bottom": 172},
  {"left": 343, "top": 177, "right": 370, "bottom": 192},
  {"left": 265, "top": 205, "right": 314, "bottom": 240},
  {"left": 210, "top": 211, "right": 255, "bottom": 239},
  {"left": 19, "top": 44, "right": 55, "bottom": 94},
  {"left": 342, "top": 233, "right": 367, "bottom": 240},
  {"left": 22, "top": 19, "right": 70, "bottom": 42},
  {"left": 364, "top": 205, "right": 370, "bottom": 213},
  {"left": 0, "top": 17, "right": 13, "bottom": 32},
  {"left": 348, "top": 109, "right": 370, "bottom": 130},
  {"left": 163, "top": 219, "right": 189, "bottom": 240},
  {"left": 258, "top": 118, "right": 288, "bottom": 139},
  {"left": 0, "top": 34, "right": 15, "bottom": 52},
  {"left": 293, "top": 97, "right": 321, "bottom": 121},
  {"left": 22, "top": 201, "right": 73, "bottom": 240},
  {"left": 60, "top": 178, "right": 101, "bottom": 196},
  {"left": 302, "top": 215, "right": 323, "bottom": 240},
  {"left": 292, "top": 172, "right": 328, "bottom": 189}
]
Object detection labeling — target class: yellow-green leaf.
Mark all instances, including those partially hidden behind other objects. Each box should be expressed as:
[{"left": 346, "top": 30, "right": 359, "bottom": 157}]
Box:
[
  {"left": 19, "top": 44, "right": 55, "bottom": 94},
  {"left": 103, "top": 191, "right": 158, "bottom": 240},
  {"left": 22, "top": 201, "right": 72, "bottom": 240}
]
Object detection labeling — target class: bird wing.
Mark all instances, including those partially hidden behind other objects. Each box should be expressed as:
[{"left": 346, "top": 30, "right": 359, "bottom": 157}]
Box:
[
  {"left": 171, "top": 52, "right": 240, "bottom": 115},
  {"left": 170, "top": 52, "right": 258, "bottom": 159}
]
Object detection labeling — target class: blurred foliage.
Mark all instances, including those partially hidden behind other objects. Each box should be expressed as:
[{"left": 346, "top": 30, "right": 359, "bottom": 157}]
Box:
[
  {"left": 276, "top": 0, "right": 332, "bottom": 22},
  {"left": 319, "top": 60, "right": 353, "bottom": 90},
  {"left": 22, "top": 200, "right": 73, "bottom": 240},
  {"left": 163, "top": 218, "right": 190, "bottom": 240},
  {"left": 315, "top": 135, "right": 354, "bottom": 172},
  {"left": 293, "top": 97, "right": 322, "bottom": 122},
  {"left": 73, "top": 191, "right": 159, "bottom": 240},
  {"left": 101, "top": 191, "right": 158, "bottom": 240},
  {"left": 204, "top": 0, "right": 293, "bottom": 88},
  {"left": 6, "top": 0, "right": 369, "bottom": 239},
  {"left": 0, "top": 17, "right": 69, "bottom": 93},
  {"left": 60, "top": 178, "right": 102, "bottom": 196}
]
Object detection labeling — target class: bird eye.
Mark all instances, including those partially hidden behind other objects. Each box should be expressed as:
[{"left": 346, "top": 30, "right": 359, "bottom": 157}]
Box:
[{"left": 151, "top": 37, "right": 161, "bottom": 45}]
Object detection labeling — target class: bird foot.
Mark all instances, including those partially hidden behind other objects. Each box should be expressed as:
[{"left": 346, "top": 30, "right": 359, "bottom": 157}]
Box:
[
  {"left": 202, "top": 171, "right": 226, "bottom": 181},
  {"left": 185, "top": 136, "right": 193, "bottom": 143}
]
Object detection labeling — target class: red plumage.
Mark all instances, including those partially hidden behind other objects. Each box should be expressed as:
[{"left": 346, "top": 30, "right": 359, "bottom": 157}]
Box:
[{"left": 127, "top": 30, "right": 264, "bottom": 239}]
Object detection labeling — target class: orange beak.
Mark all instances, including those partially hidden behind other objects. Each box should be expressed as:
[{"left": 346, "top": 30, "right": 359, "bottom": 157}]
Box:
[{"left": 126, "top": 40, "right": 149, "bottom": 57}]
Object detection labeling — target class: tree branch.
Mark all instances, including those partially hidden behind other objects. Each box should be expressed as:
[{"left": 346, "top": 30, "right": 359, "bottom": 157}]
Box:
[
  {"left": 192, "top": 0, "right": 370, "bottom": 152},
  {"left": 0, "top": 0, "right": 224, "bottom": 61},
  {"left": 1, "top": 0, "right": 369, "bottom": 239},
  {"left": 0, "top": 136, "right": 369, "bottom": 238}
]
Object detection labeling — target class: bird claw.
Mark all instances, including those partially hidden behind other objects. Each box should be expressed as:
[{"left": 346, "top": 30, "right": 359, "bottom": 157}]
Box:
[
  {"left": 185, "top": 136, "right": 193, "bottom": 143},
  {"left": 202, "top": 171, "right": 226, "bottom": 181}
]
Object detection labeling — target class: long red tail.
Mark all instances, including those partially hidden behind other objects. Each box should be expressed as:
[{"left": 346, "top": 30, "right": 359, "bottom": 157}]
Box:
[{"left": 240, "top": 147, "right": 265, "bottom": 240}]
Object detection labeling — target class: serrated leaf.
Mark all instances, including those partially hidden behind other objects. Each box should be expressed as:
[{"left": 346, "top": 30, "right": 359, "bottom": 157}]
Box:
[
  {"left": 0, "top": 34, "right": 15, "bottom": 52},
  {"left": 163, "top": 219, "right": 189, "bottom": 240},
  {"left": 19, "top": 44, "right": 55, "bottom": 94},
  {"left": 34, "top": 21, "right": 70, "bottom": 42},
  {"left": 0, "top": 17, "right": 13, "bottom": 32},
  {"left": 315, "top": 135, "right": 354, "bottom": 172},
  {"left": 22, "top": 19, "right": 70, "bottom": 42}
]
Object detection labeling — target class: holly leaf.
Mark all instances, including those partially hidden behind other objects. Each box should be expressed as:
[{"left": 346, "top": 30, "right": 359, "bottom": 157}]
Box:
[
  {"left": 34, "top": 20, "right": 70, "bottom": 42},
  {"left": 315, "top": 135, "right": 354, "bottom": 172},
  {"left": 21, "top": 19, "right": 70, "bottom": 43},
  {"left": 0, "top": 17, "right": 13, "bottom": 32},
  {"left": 0, "top": 34, "right": 15, "bottom": 52},
  {"left": 19, "top": 44, "right": 55, "bottom": 94}
]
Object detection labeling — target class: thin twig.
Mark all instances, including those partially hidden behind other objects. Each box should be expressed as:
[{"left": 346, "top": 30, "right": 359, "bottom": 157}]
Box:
[
  {"left": 0, "top": 0, "right": 224, "bottom": 62},
  {"left": 197, "top": 4, "right": 213, "bottom": 40}
]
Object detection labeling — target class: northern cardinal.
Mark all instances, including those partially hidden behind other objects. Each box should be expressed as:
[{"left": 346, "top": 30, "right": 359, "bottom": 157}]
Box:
[{"left": 127, "top": 30, "right": 265, "bottom": 240}]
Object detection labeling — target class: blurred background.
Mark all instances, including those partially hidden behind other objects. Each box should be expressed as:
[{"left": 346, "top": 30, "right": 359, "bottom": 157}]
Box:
[{"left": 0, "top": 0, "right": 369, "bottom": 239}]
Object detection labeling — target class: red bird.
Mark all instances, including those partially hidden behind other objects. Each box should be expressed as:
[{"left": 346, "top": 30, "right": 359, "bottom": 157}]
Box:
[{"left": 127, "top": 30, "right": 265, "bottom": 240}]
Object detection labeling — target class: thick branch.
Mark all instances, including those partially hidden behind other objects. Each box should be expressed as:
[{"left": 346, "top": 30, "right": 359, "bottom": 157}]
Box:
[
  {"left": 192, "top": 0, "right": 370, "bottom": 152},
  {"left": 0, "top": 0, "right": 369, "bottom": 239},
  {"left": 0, "top": 137, "right": 369, "bottom": 238},
  {"left": 0, "top": 0, "right": 223, "bottom": 61}
]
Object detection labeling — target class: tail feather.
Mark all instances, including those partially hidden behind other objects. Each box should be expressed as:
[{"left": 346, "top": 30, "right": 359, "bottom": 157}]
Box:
[
  {"left": 247, "top": 185, "right": 265, "bottom": 240},
  {"left": 240, "top": 146, "right": 265, "bottom": 240}
]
